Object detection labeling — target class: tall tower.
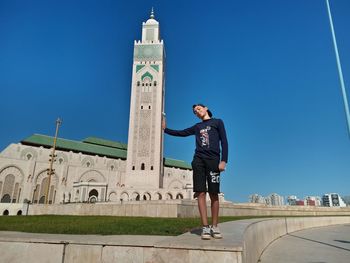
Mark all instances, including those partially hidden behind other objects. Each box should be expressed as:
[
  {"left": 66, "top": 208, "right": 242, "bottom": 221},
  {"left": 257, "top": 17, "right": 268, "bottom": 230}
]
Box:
[{"left": 125, "top": 10, "right": 165, "bottom": 189}]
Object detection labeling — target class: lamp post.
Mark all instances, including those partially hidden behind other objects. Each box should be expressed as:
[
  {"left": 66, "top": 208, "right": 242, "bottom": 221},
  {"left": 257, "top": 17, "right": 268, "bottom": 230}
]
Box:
[
  {"left": 45, "top": 118, "right": 62, "bottom": 204},
  {"left": 326, "top": 0, "right": 350, "bottom": 137}
]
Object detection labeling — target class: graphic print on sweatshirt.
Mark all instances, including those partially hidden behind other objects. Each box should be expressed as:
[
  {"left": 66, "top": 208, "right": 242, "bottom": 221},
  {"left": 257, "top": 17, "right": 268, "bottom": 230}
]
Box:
[{"left": 199, "top": 126, "right": 211, "bottom": 148}]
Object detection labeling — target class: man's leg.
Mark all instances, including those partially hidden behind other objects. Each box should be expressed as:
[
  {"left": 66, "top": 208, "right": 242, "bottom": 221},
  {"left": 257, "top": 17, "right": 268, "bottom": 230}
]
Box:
[
  {"left": 209, "top": 193, "right": 219, "bottom": 226},
  {"left": 192, "top": 157, "right": 211, "bottom": 239},
  {"left": 206, "top": 159, "right": 222, "bottom": 239},
  {"left": 197, "top": 192, "right": 208, "bottom": 226},
  {"left": 197, "top": 191, "right": 211, "bottom": 240},
  {"left": 192, "top": 158, "right": 208, "bottom": 226},
  {"left": 209, "top": 192, "right": 222, "bottom": 238}
]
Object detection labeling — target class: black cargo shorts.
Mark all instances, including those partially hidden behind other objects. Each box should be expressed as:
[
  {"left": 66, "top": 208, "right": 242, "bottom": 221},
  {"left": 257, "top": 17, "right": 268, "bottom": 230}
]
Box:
[{"left": 191, "top": 156, "right": 220, "bottom": 193}]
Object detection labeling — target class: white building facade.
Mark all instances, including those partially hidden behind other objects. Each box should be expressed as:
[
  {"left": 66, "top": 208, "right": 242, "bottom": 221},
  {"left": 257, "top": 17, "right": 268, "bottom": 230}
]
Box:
[
  {"left": 0, "top": 12, "right": 194, "bottom": 206},
  {"left": 322, "top": 193, "right": 346, "bottom": 207},
  {"left": 249, "top": 193, "right": 284, "bottom": 206}
]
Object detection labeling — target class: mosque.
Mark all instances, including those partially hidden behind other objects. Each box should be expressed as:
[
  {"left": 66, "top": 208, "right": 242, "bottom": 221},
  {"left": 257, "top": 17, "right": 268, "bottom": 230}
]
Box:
[{"left": 0, "top": 11, "right": 195, "bottom": 206}]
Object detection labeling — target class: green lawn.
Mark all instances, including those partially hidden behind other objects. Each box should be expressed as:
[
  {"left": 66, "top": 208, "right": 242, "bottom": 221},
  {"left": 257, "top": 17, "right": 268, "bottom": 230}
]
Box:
[{"left": 0, "top": 215, "right": 264, "bottom": 236}]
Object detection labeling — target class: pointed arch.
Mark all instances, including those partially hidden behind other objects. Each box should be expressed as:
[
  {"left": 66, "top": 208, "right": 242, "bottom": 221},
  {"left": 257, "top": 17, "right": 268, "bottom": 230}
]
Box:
[
  {"left": 79, "top": 170, "right": 106, "bottom": 182},
  {"left": 0, "top": 166, "right": 25, "bottom": 203},
  {"left": 141, "top": 71, "right": 153, "bottom": 81}
]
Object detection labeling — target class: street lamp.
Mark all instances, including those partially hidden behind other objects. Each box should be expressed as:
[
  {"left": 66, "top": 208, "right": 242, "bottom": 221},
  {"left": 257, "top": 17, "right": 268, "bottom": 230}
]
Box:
[
  {"left": 326, "top": 0, "right": 350, "bottom": 137},
  {"left": 45, "top": 118, "right": 62, "bottom": 204}
]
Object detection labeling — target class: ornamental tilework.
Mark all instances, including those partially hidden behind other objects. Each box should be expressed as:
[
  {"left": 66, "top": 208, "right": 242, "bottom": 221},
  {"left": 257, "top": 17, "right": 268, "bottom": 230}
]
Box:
[{"left": 133, "top": 45, "right": 163, "bottom": 61}]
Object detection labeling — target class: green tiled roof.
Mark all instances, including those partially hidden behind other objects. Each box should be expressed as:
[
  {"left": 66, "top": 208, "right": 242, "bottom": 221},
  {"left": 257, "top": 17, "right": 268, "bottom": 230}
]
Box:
[
  {"left": 21, "top": 134, "right": 127, "bottom": 159},
  {"left": 164, "top": 158, "right": 192, "bottom": 170},
  {"left": 82, "top": 137, "right": 127, "bottom": 150},
  {"left": 20, "top": 134, "right": 191, "bottom": 170}
]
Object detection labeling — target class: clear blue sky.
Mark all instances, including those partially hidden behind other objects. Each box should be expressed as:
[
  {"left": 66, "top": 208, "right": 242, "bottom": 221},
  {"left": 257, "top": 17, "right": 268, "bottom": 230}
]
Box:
[{"left": 1, "top": 0, "right": 349, "bottom": 203}]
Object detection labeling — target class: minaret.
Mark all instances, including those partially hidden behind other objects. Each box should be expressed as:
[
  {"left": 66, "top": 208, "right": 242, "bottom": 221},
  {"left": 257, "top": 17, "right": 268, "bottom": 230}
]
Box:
[{"left": 125, "top": 9, "right": 165, "bottom": 189}]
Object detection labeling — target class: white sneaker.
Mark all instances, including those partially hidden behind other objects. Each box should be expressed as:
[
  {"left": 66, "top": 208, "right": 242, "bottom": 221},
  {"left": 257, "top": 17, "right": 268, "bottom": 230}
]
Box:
[
  {"left": 210, "top": 225, "right": 223, "bottom": 239},
  {"left": 201, "top": 226, "right": 211, "bottom": 240}
]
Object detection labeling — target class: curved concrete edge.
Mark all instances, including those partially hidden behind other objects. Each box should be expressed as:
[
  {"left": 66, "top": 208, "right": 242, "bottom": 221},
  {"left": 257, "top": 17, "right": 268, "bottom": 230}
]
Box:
[
  {"left": 0, "top": 216, "right": 350, "bottom": 263},
  {"left": 243, "top": 216, "right": 350, "bottom": 263}
]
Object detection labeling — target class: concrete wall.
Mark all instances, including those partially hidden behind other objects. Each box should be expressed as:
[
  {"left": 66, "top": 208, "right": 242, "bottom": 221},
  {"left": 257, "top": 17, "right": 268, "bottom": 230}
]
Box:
[
  {"left": 0, "top": 203, "right": 27, "bottom": 216},
  {"left": 2, "top": 200, "right": 350, "bottom": 217},
  {"left": 0, "top": 240, "right": 238, "bottom": 263},
  {"left": 1, "top": 216, "right": 350, "bottom": 263},
  {"left": 27, "top": 201, "right": 181, "bottom": 217},
  {"left": 243, "top": 216, "right": 350, "bottom": 263}
]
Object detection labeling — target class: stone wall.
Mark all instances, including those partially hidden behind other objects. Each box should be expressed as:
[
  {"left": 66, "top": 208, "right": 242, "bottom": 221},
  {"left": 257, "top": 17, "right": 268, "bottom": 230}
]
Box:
[
  {"left": 1, "top": 216, "right": 350, "bottom": 263},
  {"left": 2, "top": 200, "right": 350, "bottom": 217}
]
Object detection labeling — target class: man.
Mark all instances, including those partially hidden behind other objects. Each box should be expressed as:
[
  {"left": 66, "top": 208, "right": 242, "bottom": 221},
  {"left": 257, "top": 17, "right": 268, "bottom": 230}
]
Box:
[{"left": 162, "top": 104, "right": 228, "bottom": 240}]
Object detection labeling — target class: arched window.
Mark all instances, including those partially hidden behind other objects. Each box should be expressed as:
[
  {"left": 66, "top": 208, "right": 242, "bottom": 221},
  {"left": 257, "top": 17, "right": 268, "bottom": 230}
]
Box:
[
  {"left": 39, "top": 196, "right": 45, "bottom": 204},
  {"left": 1, "top": 174, "right": 15, "bottom": 203},
  {"left": 132, "top": 166, "right": 135, "bottom": 170},
  {"left": 1, "top": 194, "right": 11, "bottom": 203},
  {"left": 141, "top": 163, "right": 145, "bottom": 170}
]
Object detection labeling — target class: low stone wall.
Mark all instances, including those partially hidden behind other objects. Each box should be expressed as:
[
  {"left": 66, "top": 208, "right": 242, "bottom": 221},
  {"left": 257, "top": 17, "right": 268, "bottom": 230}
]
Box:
[
  {"left": 0, "top": 216, "right": 349, "bottom": 263},
  {"left": 0, "top": 203, "right": 28, "bottom": 216},
  {"left": 1, "top": 201, "right": 350, "bottom": 218},
  {"left": 26, "top": 201, "right": 181, "bottom": 217}
]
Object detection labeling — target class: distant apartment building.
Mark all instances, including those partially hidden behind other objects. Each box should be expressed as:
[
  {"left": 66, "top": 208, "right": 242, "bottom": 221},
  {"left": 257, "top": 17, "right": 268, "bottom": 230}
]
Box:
[
  {"left": 287, "top": 195, "right": 321, "bottom": 206},
  {"left": 295, "top": 200, "right": 305, "bottom": 206},
  {"left": 322, "top": 193, "right": 346, "bottom": 207},
  {"left": 249, "top": 194, "right": 265, "bottom": 204},
  {"left": 305, "top": 196, "right": 321, "bottom": 206},
  {"left": 249, "top": 193, "right": 284, "bottom": 206},
  {"left": 268, "top": 193, "right": 284, "bottom": 206},
  {"left": 287, "top": 195, "right": 297, "bottom": 205},
  {"left": 342, "top": 196, "right": 350, "bottom": 206}
]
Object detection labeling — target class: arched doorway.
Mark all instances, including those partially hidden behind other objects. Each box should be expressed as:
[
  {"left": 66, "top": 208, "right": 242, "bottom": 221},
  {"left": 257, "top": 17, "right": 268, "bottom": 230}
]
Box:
[
  {"left": 176, "top": 193, "right": 184, "bottom": 199},
  {"left": 166, "top": 193, "right": 173, "bottom": 200},
  {"left": 33, "top": 171, "right": 58, "bottom": 204},
  {"left": 88, "top": 189, "right": 98, "bottom": 203}
]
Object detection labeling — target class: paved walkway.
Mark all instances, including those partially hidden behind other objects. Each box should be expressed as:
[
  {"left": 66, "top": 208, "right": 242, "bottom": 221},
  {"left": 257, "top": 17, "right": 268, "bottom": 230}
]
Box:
[{"left": 260, "top": 224, "right": 350, "bottom": 263}]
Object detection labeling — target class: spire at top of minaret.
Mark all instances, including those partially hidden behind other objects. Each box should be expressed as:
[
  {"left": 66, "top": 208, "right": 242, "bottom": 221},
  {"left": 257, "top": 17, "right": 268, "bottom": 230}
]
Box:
[
  {"left": 142, "top": 8, "right": 160, "bottom": 41},
  {"left": 144, "top": 7, "right": 158, "bottom": 26},
  {"left": 150, "top": 7, "right": 155, "bottom": 19}
]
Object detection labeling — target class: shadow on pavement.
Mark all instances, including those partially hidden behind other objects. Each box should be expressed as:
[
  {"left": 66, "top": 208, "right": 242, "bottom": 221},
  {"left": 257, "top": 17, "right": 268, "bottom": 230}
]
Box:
[
  {"left": 190, "top": 228, "right": 201, "bottom": 236},
  {"left": 288, "top": 234, "right": 350, "bottom": 252}
]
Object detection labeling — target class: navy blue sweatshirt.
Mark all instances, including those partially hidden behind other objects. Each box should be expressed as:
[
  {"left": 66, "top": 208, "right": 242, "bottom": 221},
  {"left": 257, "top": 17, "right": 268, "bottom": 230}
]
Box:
[{"left": 164, "top": 118, "right": 228, "bottom": 163}]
